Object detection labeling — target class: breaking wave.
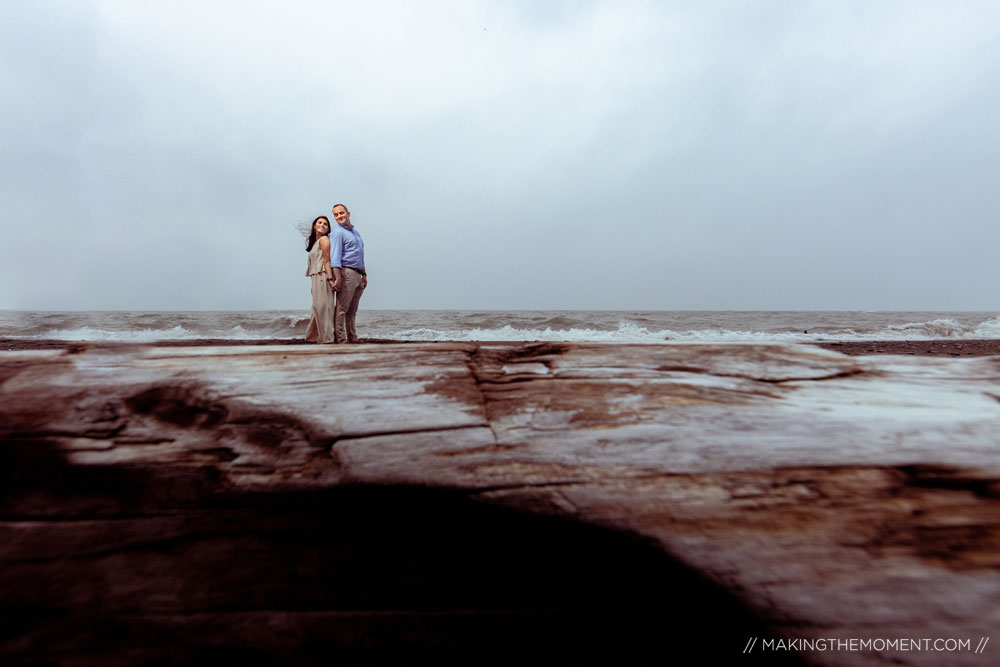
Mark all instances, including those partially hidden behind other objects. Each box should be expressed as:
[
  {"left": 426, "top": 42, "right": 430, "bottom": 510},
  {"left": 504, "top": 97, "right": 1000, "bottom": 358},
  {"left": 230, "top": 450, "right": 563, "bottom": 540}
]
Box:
[
  {"left": 390, "top": 316, "right": 1000, "bottom": 343},
  {"left": 2, "top": 312, "right": 998, "bottom": 343}
]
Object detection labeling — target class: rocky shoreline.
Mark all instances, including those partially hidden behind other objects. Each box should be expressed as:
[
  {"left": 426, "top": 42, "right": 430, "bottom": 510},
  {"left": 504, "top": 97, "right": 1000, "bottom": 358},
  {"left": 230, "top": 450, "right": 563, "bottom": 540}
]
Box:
[
  {"left": 3, "top": 337, "right": 1000, "bottom": 356},
  {"left": 815, "top": 339, "right": 1000, "bottom": 356},
  {"left": 2, "top": 341, "right": 998, "bottom": 665}
]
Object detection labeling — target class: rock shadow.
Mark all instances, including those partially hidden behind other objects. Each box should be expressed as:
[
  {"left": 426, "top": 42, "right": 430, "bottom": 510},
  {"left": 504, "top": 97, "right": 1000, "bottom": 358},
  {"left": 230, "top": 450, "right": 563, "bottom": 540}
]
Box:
[{"left": 0, "top": 439, "right": 801, "bottom": 665}]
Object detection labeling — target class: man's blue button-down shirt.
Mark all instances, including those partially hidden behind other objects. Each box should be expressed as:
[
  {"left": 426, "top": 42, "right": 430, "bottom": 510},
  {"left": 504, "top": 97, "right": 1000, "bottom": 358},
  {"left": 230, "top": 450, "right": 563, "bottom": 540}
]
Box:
[{"left": 330, "top": 224, "right": 365, "bottom": 270}]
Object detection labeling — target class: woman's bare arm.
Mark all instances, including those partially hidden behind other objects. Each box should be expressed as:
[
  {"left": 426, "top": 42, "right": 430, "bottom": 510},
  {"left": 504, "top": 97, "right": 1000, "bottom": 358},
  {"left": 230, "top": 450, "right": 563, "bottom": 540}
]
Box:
[{"left": 319, "top": 236, "right": 338, "bottom": 289}]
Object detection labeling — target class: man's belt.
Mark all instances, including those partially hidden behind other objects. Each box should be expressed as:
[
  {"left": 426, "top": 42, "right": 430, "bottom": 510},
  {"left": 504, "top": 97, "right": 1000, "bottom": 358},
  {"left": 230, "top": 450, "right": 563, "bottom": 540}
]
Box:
[{"left": 344, "top": 266, "right": 367, "bottom": 276}]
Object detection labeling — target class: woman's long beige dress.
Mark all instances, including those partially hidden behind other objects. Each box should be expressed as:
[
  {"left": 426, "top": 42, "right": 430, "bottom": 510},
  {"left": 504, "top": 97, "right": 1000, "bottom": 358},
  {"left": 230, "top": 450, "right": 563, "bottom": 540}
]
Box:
[{"left": 305, "top": 239, "right": 336, "bottom": 343}]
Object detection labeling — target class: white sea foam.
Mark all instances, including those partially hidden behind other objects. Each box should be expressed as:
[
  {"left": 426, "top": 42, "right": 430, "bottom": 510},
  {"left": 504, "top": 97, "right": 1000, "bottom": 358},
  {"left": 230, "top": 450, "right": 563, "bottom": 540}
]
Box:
[
  {"left": 35, "top": 324, "right": 283, "bottom": 342},
  {"left": 39, "top": 326, "right": 197, "bottom": 342},
  {"left": 220, "top": 325, "right": 280, "bottom": 340},
  {"left": 5, "top": 311, "right": 998, "bottom": 343},
  {"left": 841, "top": 316, "right": 1000, "bottom": 341},
  {"left": 973, "top": 316, "right": 1000, "bottom": 338},
  {"left": 389, "top": 316, "right": 1000, "bottom": 344},
  {"left": 392, "top": 324, "right": 668, "bottom": 343},
  {"left": 391, "top": 320, "right": 800, "bottom": 343}
]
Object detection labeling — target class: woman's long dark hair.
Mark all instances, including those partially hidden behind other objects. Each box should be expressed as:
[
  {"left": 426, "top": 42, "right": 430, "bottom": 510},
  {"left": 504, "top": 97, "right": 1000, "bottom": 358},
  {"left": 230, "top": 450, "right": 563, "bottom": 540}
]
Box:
[{"left": 306, "top": 216, "right": 330, "bottom": 251}]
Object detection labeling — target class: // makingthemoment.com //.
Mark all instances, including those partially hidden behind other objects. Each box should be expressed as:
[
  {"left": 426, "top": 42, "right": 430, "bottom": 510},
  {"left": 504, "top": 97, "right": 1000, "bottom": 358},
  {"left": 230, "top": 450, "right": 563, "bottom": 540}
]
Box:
[{"left": 743, "top": 636, "right": 990, "bottom": 655}]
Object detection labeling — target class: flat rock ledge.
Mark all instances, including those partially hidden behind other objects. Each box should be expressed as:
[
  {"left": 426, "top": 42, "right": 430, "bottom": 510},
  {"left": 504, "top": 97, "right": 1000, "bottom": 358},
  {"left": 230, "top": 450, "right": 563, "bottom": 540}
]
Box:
[{"left": 1, "top": 342, "right": 998, "bottom": 665}]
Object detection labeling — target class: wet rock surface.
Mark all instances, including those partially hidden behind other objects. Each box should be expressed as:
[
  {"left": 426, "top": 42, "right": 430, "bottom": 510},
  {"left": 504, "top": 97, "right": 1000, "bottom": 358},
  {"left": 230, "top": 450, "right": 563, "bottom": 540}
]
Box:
[
  {"left": 815, "top": 339, "right": 1000, "bottom": 357},
  {"left": 1, "top": 342, "right": 998, "bottom": 665}
]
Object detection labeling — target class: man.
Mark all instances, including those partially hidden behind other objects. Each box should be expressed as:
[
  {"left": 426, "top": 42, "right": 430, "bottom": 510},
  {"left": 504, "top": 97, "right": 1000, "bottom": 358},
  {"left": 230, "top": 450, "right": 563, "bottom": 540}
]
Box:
[{"left": 329, "top": 203, "right": 367, "bottom": 343}]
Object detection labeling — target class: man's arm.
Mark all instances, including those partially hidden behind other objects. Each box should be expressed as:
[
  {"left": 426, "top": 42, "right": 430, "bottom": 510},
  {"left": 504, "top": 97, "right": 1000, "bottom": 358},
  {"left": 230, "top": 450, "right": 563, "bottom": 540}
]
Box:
[{"left": 329, "top": 228, "right": 344, "bottom": 291}]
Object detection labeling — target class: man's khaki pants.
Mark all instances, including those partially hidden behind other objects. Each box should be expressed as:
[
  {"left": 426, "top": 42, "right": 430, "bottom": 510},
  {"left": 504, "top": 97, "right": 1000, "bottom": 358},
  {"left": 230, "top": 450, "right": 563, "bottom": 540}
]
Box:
[{"left": 335, "top": 269, "right": 365, "bottom": 343}]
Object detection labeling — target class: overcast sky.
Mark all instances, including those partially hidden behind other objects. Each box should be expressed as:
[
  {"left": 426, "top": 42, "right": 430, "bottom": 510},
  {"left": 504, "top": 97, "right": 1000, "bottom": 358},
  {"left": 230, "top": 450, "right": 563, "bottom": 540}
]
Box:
[{"left": 2, "top": 0, "right": 999, "bottom": 311}]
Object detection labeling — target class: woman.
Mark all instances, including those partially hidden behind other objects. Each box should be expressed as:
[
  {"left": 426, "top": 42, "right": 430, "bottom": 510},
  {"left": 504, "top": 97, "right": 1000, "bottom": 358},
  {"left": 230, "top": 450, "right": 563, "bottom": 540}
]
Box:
[{"left": 304, "top": 215, "right": 337, "bottom": 343}]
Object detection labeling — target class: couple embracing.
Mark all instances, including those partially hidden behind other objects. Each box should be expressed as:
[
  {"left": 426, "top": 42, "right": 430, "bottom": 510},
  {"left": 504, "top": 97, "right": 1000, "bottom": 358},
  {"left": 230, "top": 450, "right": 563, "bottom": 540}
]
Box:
[{"left": 305, "top": 203, "right": 367, "bottom": 344}]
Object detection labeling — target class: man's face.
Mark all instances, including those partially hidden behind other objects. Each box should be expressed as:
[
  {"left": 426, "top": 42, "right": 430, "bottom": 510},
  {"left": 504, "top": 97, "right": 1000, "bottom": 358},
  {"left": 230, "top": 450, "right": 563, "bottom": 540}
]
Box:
[{"left": 333, "top": 206, "right": 351, "bottom": 227}]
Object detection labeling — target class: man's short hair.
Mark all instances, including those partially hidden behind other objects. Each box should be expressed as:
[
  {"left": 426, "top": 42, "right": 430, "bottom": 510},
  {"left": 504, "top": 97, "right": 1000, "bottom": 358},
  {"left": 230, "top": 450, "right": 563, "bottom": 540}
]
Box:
[{"left": 332, "top": 203, "right": 349, "bottom": 213}]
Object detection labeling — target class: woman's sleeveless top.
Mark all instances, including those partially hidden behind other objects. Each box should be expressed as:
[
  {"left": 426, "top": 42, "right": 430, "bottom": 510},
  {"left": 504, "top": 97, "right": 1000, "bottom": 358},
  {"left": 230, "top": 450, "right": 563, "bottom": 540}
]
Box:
[{"left": 307, "top": 237, "right": 327, "bottom": 276}]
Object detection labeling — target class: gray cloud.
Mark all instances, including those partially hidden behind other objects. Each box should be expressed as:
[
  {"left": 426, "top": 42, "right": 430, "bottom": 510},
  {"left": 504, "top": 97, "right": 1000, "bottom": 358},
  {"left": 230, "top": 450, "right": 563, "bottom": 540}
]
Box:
[{"left": 2, "top": 0, "right": 999, "bottom": 310}]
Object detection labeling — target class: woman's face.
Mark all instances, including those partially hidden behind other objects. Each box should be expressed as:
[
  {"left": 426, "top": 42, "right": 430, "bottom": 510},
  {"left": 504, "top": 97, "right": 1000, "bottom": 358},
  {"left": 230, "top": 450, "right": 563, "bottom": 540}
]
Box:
[{"left": 314, "top": 218, "right": 330, "bottom": 235}]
